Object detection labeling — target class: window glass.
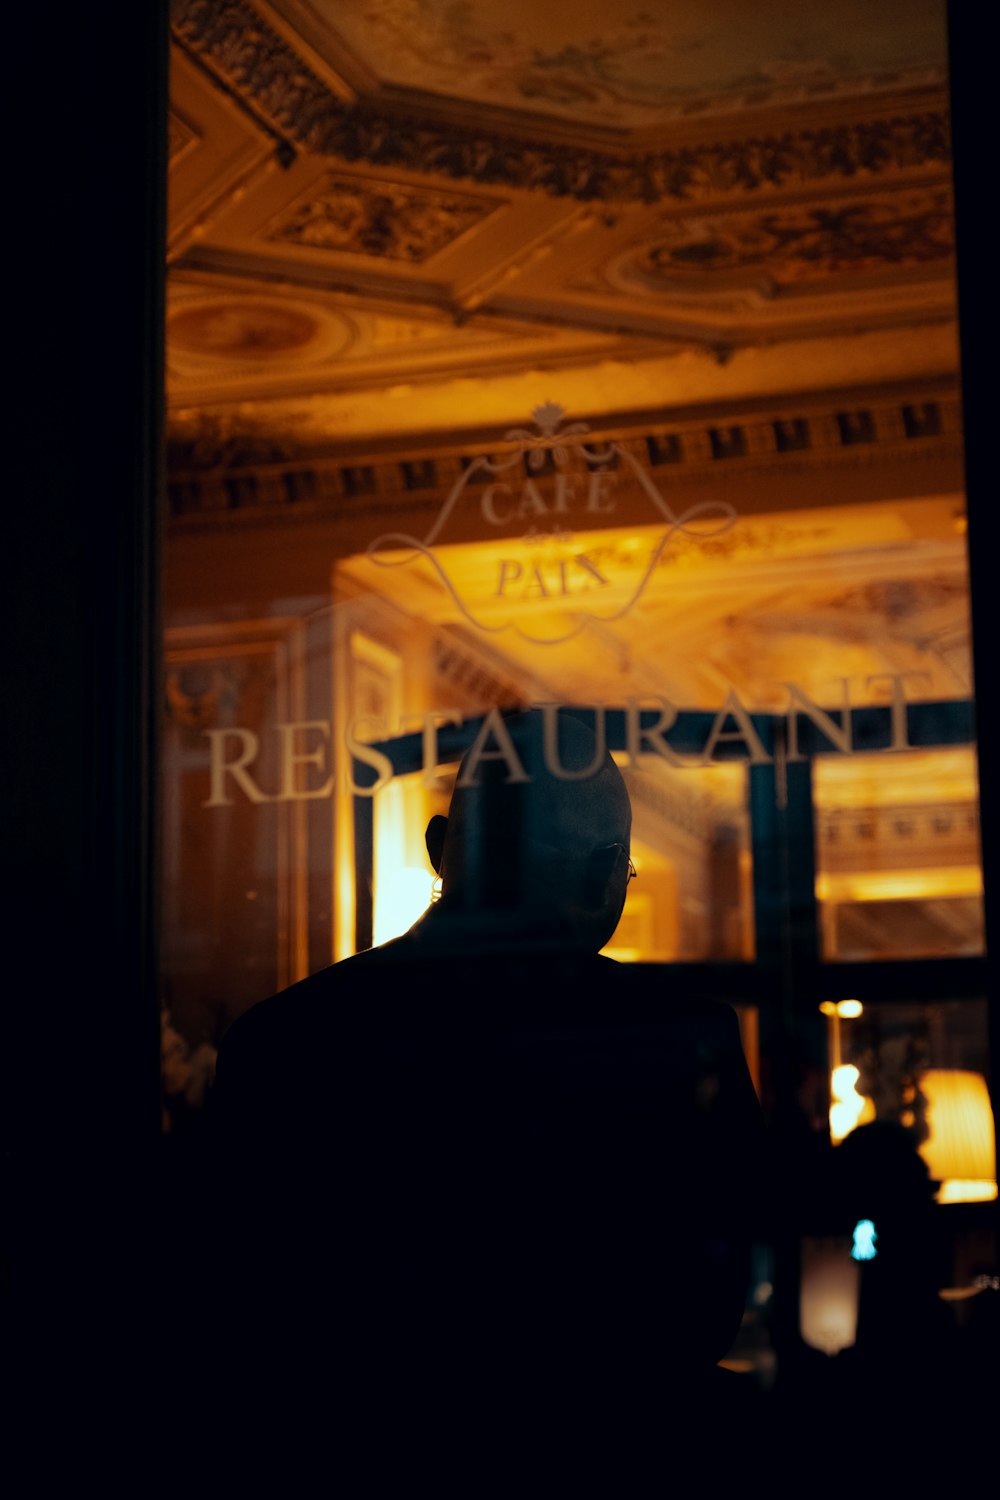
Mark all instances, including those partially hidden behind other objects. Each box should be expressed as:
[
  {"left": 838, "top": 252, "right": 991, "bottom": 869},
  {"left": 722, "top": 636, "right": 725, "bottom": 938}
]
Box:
[{"left": 162, "top": 0, "right": 994, "bottom": 1417}]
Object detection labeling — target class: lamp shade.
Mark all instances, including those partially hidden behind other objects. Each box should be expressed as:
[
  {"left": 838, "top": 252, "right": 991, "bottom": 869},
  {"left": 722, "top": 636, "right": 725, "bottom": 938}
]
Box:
[
  {"left": 799, "top": 1236, "right": 859, "bottom": 1355},
  {"left": 917, "top": 1070, "right": 997, "bottom": 1198}
]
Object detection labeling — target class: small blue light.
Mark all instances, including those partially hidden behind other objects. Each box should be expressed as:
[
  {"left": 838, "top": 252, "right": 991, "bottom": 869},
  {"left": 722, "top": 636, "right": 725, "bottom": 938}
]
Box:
[{"left": 852, "top": 1218, "right": 877, "bottom": 1261}]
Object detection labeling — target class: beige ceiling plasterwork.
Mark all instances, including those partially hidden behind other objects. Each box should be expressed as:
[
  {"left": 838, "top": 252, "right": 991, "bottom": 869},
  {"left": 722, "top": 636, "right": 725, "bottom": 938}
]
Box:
[
  {"left": 306, "top": 0, "right": 947, "bottom": 129},
  {"left": 168, "top": 109, "right": 200, "bottom": 165},
  {"left": 165, "top": 268, "right": 632, "bottom": 405},
  {"left": 168, "top": 44, "right": 278, "bottom": 254}
]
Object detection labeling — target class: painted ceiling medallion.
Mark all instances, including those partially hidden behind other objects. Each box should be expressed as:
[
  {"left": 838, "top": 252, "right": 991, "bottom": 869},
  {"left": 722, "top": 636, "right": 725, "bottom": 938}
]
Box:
[
  {"left": 310, "top": 0, "right": 947, "bottom": 128},
  {"left": 169, "top": 300, "right": 322, "bottom": 359},
  {"left": 267, "top": 174, "right": 499, "bottom": 262}
]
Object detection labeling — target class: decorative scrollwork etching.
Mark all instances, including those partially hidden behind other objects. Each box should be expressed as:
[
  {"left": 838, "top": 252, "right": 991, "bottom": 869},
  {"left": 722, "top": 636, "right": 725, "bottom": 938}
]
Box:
[{"left": 366, "top": 405, "right": 737, "bottom": 646}]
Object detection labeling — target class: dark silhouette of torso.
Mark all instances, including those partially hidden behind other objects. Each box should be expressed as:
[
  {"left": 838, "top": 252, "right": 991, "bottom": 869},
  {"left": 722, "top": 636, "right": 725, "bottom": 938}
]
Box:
[
  {"left": 198, "top": 713, "right": 765, "bottom": 1466},
  {"left": 208, "top": 936, "right": 762, "bottom": 1423}
]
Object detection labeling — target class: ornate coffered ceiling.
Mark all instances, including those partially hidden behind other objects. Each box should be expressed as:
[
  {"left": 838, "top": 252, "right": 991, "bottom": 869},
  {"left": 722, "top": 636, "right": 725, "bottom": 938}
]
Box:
[
  {"left": 163, "top": 5, "right": 980, "bottom": 967},
  {"left": 167, "top": 0, "right": 959, "bottom": 459}
]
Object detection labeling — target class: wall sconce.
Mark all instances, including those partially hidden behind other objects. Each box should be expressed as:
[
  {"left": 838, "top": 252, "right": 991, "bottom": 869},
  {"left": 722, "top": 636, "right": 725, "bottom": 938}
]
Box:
[
  {"left": 821, "top": 999, "right": 875, "bottom": 1143},
  {"left": 917, "top": 1069, "right": 997, "bottom": 1204}
]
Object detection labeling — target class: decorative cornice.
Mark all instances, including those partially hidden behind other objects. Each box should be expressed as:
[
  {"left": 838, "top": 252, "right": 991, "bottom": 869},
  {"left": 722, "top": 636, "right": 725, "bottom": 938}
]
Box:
[
  {"left": 170, "top": 0, "right": 952, "bottom": 205},
  {"left": 166, "top": 390, "right": 963, "bottom": 526}
]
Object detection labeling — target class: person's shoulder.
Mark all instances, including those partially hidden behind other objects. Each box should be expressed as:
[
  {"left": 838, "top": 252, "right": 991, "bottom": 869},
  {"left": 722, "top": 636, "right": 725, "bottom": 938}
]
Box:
[
  {"left": 225, "top": 964, "right": 333, "bottom": 1037},
  {"left": 218, "top": 937, "right": 414, "bottom": 1050}
]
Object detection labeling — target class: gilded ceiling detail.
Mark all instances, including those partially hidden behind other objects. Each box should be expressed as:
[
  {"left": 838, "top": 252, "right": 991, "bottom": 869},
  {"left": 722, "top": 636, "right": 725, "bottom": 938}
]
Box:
[
  {"left": 166, "top": 2, "right": 962, "bottom": 460},
  {"left": 170, "top": 0, "right": 951, "bottom": 204},
  {"left": 623, "top": 190, "right": 954, "bottom": 290},
  {"left": 266, "top": 173, "right": 499, "bottom": 261}
]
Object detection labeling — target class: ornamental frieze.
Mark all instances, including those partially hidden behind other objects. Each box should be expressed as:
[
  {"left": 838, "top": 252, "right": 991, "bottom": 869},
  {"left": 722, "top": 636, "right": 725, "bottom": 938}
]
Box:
[
  {"left": 166, "top": 393, "right": 962, "bottom": 523},
  {"left": 170, "top": 0, "right": 951, "bottom": 206}
]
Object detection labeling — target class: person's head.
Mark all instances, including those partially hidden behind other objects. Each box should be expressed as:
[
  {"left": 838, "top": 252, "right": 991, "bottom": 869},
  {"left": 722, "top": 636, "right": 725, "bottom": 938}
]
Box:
[{"left": 424, "top": 708, "right": 632, "bottom": 953}]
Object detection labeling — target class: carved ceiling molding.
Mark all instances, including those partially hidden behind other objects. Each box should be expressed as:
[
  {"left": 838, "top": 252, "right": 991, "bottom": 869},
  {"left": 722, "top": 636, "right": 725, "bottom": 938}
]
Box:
[
  {"left": 266, "top": 172, "right": 501, "bottom": 263},
  {"left": 166, "top": 390, "right": 963, "bottom": 527},
  {"left": 610, "top": 189, "right": 955, "bottom": 294},
  {"left": 168, "top": 109, "right": 200, "bottom": 165},
  {"left": 170, "top": 0, "right": 952, "bottom": 206}
]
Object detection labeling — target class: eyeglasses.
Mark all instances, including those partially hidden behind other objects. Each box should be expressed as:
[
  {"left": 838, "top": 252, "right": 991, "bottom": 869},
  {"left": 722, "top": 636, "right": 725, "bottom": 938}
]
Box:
[{"left": 602, "top": 843, "right": 637, "bottom": 882}]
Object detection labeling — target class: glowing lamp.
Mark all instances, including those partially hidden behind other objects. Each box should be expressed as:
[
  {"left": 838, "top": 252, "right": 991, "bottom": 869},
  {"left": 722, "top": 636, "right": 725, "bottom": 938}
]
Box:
[
  {"left": 918, "top": 1070, "right": 997, "bottom": 1204},
  {"left": 829, "top": 1063, "right": 876, "bottom": 1144},
  {"left": 799, "top": 1237, "right": 859, "bottom": 1355}
]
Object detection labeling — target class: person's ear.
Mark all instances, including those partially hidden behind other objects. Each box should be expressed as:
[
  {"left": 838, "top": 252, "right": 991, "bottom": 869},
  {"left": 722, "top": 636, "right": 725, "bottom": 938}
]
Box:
[{"left": 425, "top": 814, "right": 448, "bottom": 875}]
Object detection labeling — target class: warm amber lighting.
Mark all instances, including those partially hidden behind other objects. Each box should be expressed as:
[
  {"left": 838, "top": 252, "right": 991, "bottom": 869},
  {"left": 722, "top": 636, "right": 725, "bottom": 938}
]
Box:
[
  {"left": 824, "top": 998, "right": 872, "bottom": 1142},
  {"left": 373, "top": 866, "right": 436, "bottom": 946},
  {"left": 830, "top": 1064, "right": 875, "bottom": 1144},
  {"left": 918, "top": 1070, "right": 997, "bottom": 1203},
  {"left": 816, "top": 866, "right": 983, "bottom": 903},
  {"left": 935, "top": 1179, "right": 998, "bottom": 1204},
  {"left": 814, "top": 747, "right": 981, "bottom": 809},
  {"left": 818, "top": 997, "right": 863, "bottom": 1019}
]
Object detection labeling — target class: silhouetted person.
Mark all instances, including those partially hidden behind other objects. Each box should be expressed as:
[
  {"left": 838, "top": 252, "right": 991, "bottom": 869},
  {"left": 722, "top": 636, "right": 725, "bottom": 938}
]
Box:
[
  {"left": 769, "top": 1121, "right": 987, "bottom": 1486},
  {"left": 830, "top": 1122, "right": 977, "bottom": 1441},
  {"left": 200, "top": 710, "right": 763, "bottom": 1471}
]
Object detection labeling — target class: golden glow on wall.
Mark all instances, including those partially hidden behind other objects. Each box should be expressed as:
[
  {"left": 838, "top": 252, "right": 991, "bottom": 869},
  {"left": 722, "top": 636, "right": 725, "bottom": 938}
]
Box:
[
  {"left": 339, "top": 494, "right": 971, "bottom": 713},
  {"left": 374, "top": 865, "right": 437, "bottom": 946},
  {"left": 370, "top": 765, "right": 439, "bottom": 949},
  {"left": 814, "top": 748, "right": 979, "bottom": 810},
  {"left": 814, "top": 747, "right": 984, "bottom": 961},
  {"left": 816, "top": 866, "right": 983, "bottom": 903}
]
